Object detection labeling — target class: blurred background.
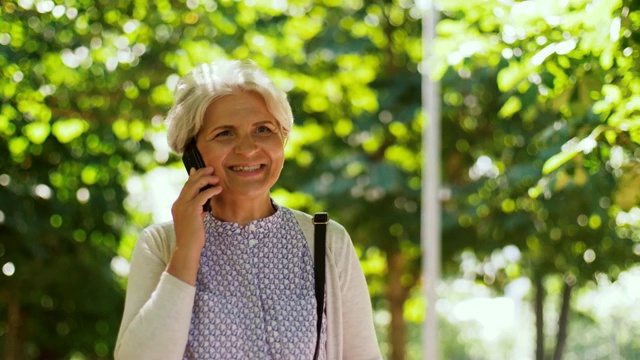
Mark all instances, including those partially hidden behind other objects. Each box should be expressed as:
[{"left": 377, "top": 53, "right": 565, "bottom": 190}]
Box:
[{"left": 1, "top": 0, "right": 640, "bottom": 359}]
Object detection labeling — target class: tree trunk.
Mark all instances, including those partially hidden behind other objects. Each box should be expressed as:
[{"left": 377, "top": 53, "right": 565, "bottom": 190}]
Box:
[
  {"left": 4, "top": 291, "right": 21, "bottom": 360},
  {"left": 534, "top": 277, "right": 545, "bottom": 360},
  {"left": 552, "top": 281, "right": 573, "bottom": 360},
  {"left": 387, "top": 250, "right": 409, "bottom": 360}
]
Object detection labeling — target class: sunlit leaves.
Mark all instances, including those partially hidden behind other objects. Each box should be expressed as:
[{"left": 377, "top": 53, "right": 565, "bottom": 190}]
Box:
[
  {"left": 112, "top": 119, "right": 129, "bottom": 140},
  {"left": 542, "top": 126, "right": 604, "bottom": 175},
  {"left": 362, "top": 127, "right": 384, "bottom": 154},
  {"left": 111, "top": 119, "right": 146, "bottom": 141},
  {"left": 172, "top": 40, "right": 226, "bottom": 70},
  {"left": 360, "top": 247, "right": 387, "bottom": 276},
  {"left": 17, "top": 99, "right": 51, "bottom": 122},
  {"left": 80, "top": 165, "right": 99, "bottom": 185},
  {"left": 385, "top": 145, "right": 419, "bottom": 172},
  {"left": 347, "top": 85, "right": 379, "bottom": 114},
  {"left": 333, "top": 117, "right": 354, "bottom": 137},
  {"left": 42, "top": 53, "right": 83, "bottom": 87},
  {"left": 150, "top": 84, "right": 173, "bottom": 107},
  {"left": 285, "top": 121, "right": 326, "bottom": 164},
  {"left": 23, "top": 122, "right": 50, "bottom": 144},
  {"left": 435, "top": 1, "right": 640, "bottom": 313},
  {"left": 8, "top": 136, "right": 29, "bottom": 157},
  {"left": 0, "top": 115, "right": 15, "bottom": 137},
  {"left": 542, "top": 150, "right": 581, "bottom": 176},
  {"left": 337, "top": 54, "right": 379, "bottom": 83},
  {"left": 283, "top": 13, "right": 325, "bottom": 41},
  {"left": 52, "top": 118, "right": 88, "bottom": 144},
  {"left": 2, "top": 0, "right": 636, "bottom": 358},
  {"left": 270, "top": 188, "right": 315, "bottom": 210},
  {"left": 207, "top": 11, "right": 238, "bottom": 36},
  {"left": 497, "top": 63, "right": 528, "bottom": 92},
  {"left": 498, "top": 96, "right": 522, "bottom": 119}
]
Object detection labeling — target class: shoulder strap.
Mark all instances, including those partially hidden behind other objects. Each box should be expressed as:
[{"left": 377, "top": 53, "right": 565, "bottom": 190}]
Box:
[{"left": 313, "top": 212, "right": 328, "bottom": 360}]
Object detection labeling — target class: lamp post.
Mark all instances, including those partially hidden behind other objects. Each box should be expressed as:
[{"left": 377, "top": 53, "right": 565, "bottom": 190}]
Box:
[{"left": 419, "top": 0, "right": 441, "bottom": 359}]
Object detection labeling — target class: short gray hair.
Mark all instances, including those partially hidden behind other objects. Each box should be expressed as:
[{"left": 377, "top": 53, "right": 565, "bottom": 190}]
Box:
[{"left": 165, "top": 59, "right": 294, "bottom": 154}]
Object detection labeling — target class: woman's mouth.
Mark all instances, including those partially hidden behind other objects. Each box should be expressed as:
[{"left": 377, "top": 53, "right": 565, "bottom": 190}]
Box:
[{"left": 229, "top": 164, "right": 264, "bottom": 172}]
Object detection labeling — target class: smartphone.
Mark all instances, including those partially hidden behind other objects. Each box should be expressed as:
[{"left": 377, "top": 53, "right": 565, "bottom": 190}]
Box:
[{"left": 182, "top": 139, "right": 212, "bottom": 213}]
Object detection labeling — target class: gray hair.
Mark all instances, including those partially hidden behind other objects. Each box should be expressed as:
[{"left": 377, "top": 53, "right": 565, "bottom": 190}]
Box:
[{"left": 165, "top": 59, "right": 294, "bottom": 154}]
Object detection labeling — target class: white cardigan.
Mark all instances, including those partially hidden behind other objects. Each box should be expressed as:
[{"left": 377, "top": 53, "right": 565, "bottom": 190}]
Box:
[{"left": 115, "top": 209, "right": 381, "bottom": 360}]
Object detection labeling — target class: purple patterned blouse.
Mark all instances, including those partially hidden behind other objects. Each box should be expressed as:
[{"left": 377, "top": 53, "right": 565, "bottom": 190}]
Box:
[{"left": 183, "top": 204, "right": 326, "bottom": 359}]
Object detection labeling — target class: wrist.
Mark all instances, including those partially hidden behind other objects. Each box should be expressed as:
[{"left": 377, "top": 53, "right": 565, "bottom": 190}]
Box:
[{"left": 166, "top": 245, "right": 202, "bottom": 286}]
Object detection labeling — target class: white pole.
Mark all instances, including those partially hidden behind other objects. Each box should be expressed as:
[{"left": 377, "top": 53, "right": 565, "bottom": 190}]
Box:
[{"left": 420, "top": 0, "right": 440, "bottom": 359}]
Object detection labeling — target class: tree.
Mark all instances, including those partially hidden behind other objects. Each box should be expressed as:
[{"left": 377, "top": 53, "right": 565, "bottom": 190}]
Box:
[
  {"left": 0, "top": 1, "right": 143, "bottom": 357},
  {"left": 1, "top": 1, "right": 428, "bottom": 358},
  {"left": 433, "top": 0, "right": 640, "bottom": 358},
  {"left": 4, "top": 0, "right": 638, "bottom": 358}
]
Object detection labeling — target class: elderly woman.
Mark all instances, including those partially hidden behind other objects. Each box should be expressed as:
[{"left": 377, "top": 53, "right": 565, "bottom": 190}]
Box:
[{"left": 115, "top": 59, "right": 381, "bottom": 359}]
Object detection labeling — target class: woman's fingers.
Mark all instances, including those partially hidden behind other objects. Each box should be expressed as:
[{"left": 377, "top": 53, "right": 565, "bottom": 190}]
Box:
[
  {"left": 193, "top": 185, "right": 223, "bottom": 212},
  {"left": 172, "top": 167, "right": 221, "bottom": 219},
  {"left": 179, "top": 167, "right": 220, "bottom": 199},
  {"left": 182, "top": 167, "right": 213, "bottom": 191}
]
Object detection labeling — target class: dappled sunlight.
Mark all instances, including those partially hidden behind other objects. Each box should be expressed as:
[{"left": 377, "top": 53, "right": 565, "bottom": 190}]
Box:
[
  {"left": 2, "top": 261, "right": 15, "bottom": 277},
  {"left": 450, "top": 296, "right": 515, "bottom": 340},
  {"left": 126, "top": 166, "right": 186, "bottom": 224},
  {"left": 576, "top": 268, "right": 640, "bottom": 321},
  {"left": 110, "top": 255, "right": 130, "bottom": 278},
  {"left": 2, "top": 0, "right": 640, "bottom": 357}
]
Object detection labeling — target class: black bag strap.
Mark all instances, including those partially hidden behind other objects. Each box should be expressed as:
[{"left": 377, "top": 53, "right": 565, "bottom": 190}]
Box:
[{"left": 313, "top": 212, "right": 328, "bottom": 360}]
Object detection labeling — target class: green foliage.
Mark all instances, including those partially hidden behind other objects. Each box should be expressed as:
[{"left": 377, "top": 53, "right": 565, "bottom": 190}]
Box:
[
  {"left": 434, "top": 0, "right": 640, "bottom": 357},
  {"left": 0, "top": 0, "right": 165, "bottom": 357},
  {"left": 2, "top": 0, "right": 640, "bottom": 358},
  {"left": 0, "top": 0, "right": 425, "bottom": 357},
  {"left": 435, "top": 0, "right": 640, "bottom": 285}
]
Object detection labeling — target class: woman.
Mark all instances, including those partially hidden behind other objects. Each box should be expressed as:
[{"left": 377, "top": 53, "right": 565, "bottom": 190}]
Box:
[{"left": 115, "top": 59, "right": 381, "bottom": 359}]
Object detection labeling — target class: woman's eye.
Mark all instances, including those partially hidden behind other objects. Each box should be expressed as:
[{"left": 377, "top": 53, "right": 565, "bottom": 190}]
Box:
[
  {"left": 257, "top": 126, "right": 273, "bottom": 134},
  {"left": 215, "top": 130, "right": 231, "bottom": 138}
]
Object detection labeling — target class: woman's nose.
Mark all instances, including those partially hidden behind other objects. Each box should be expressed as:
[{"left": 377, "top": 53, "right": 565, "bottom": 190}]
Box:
[{"left": 234, "top": 134, "right": 259, "bottom": 155}]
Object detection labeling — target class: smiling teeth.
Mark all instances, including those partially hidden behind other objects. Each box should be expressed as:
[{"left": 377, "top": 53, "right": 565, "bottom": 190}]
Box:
[{"left": 231, "top": 165, "right": 261, "bottom": 171}]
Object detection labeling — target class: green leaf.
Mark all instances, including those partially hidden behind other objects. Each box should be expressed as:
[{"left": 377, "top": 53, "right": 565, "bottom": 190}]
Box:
[
  {"left": 528, "top": 184, "right": 543, "bottom": 199},
  {"left": 129, "top": 120, "right": 146, "bottom": 141},
  {"left": 52, "top": 119, "right": 88, "bottom": 144},
  {"left": 497, "top": 63, "right": 527, "bottom": 92},
  {"left": 542, "top": 149, "right": 580, "bottom": 175},
  {"left": 112, "top": 119, "right": 129, "bottom": 140},
  {"left": 543, "top": 126, "right": 605, "bottom": 174},
  {"left": 600, "top": 46, "right": 614, "bottom": 70},
  {"left": 602, "top": 84, "right": 621, "bottom": 104},
  {"left": 23, "top": 122, "right": 51, "bottom": 144},
  {"left": 629, "top": 126, "right": 640, "bottom": 145},
  {"left": 0, "top": 114, "right": 16, "bottom": 136},
  {"left": 625, "top": 96, "right": 640, "bottom": 112},
  {"left": 498, "top": 96, "right": 522, "bottom": 119},
  {"left": 81, "top": 165, "right": 99, "bottom": 185},
  {"left": 8, "top": 136, "right": 29, "bottom": 156}
]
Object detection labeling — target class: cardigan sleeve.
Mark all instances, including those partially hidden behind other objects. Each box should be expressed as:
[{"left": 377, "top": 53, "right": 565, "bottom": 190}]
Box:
[
  {"left": 290, "top": 209, "right": 382, "bottom": 359},
  {"left": 330, "top": 223, "right": 382, "bottom": 360},
  {"left": 114, "top": 224, "right": 196, "bottom": 360}
]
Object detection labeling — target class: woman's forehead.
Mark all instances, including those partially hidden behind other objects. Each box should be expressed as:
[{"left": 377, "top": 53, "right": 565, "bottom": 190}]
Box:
[{"left": 202, "top": 92, "right": 277, "bottom": 127}]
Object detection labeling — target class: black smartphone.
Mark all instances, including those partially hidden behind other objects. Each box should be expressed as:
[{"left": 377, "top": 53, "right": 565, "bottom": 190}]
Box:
[{"left": 182, "top": 139, "right": 212, "bottom": 213}]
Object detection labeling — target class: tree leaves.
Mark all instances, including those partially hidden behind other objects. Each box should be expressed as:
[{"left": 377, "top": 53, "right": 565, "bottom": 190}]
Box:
[
  {"left": 438, "top": 0, "right": 640, "bottom": 298},
  {"left": 3, "top": 0, "right": 640, "bottom": 357},
  {"left": 52, "top": 118, "right": 88, "bottom": 143}
]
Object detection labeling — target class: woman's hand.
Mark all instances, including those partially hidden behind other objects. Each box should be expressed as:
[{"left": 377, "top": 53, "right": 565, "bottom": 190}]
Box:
[{"left": 167, "top": 166, "right": 221, "bottom": 285}]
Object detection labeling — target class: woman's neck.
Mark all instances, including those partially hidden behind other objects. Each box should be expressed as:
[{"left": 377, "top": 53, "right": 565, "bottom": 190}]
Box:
[{"left": 209, "top": 193, "right": 275, "bottom": 226}]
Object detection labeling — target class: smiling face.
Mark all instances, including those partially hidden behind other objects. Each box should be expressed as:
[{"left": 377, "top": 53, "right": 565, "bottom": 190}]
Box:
[{"left": 196, "top": 91, "right": 285, "bottom": 203}]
